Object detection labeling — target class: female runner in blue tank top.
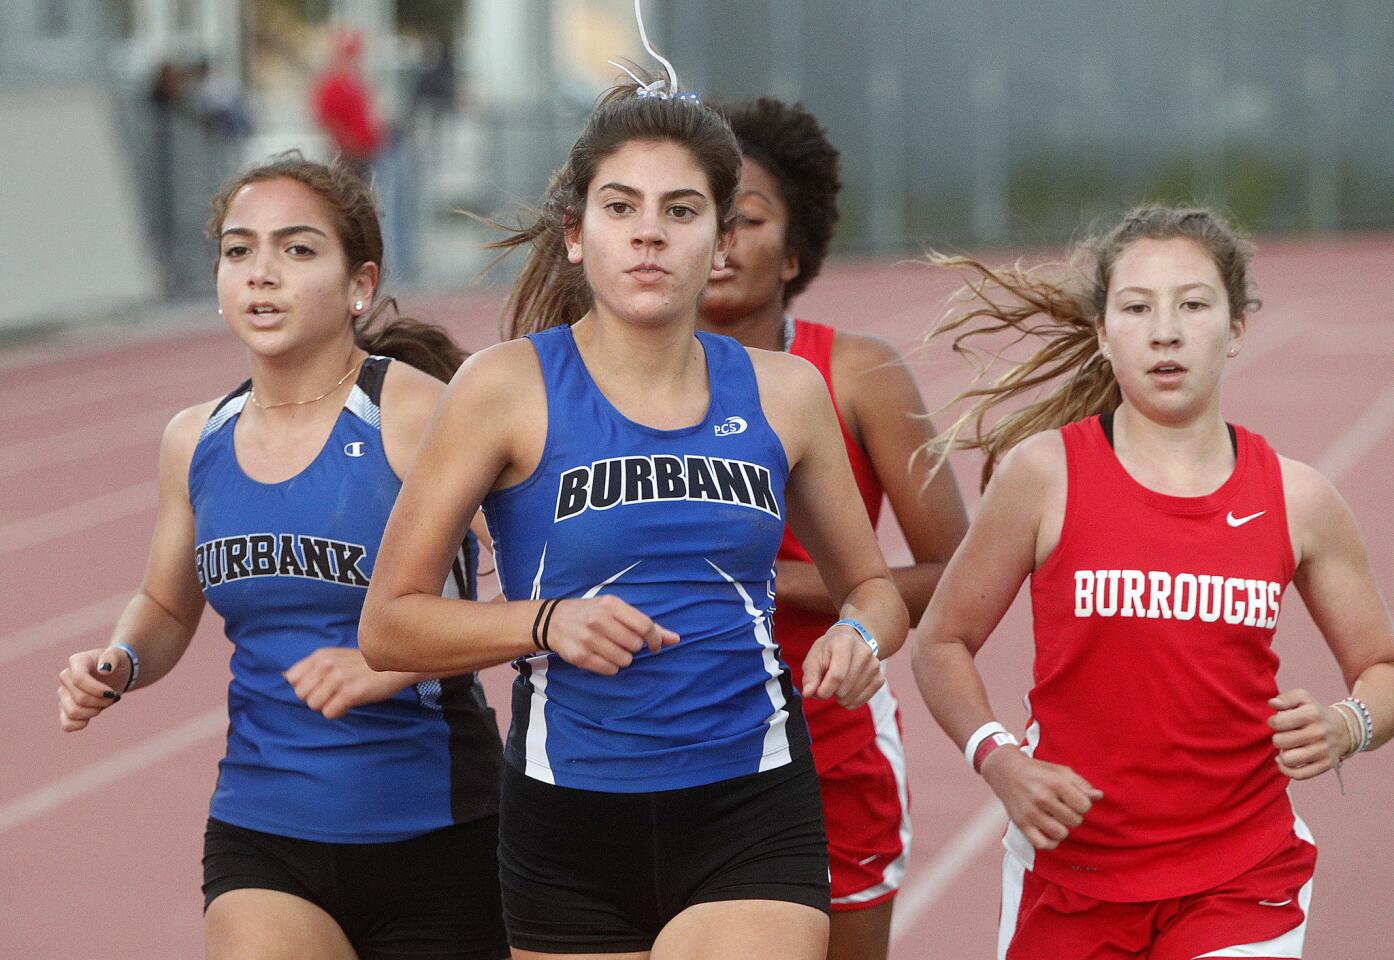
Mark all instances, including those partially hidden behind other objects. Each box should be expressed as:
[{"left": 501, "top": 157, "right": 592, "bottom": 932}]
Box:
[
  {"left": 360, "top": 66, "right": 910, "bottom": 960},
  {"left": 56, "top": 155, "right": 508, "bottom": 960}
]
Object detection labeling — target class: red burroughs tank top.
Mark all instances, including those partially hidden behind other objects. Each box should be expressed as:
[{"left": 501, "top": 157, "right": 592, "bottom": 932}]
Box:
[
  {"left": 777, "top": 319, "right": 887, "bottom": 771},
  {"left": 1013, "top": 414, "right": 1297, "bottom": 902}
]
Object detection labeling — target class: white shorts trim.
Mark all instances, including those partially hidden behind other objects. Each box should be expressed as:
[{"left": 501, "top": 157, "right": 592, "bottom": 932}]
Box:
[
  {"left": 997, "top": 850, "right": 1028, "bottom": 960},
  {"left": 1192, "top": 814, "right": 1314, "bottom": 959},
  {"left": 829, "top": 685, "right": 912, "bottom": 906},
  {"left": 1002, "top": 714, "right": 1040, "bottom": 872}
]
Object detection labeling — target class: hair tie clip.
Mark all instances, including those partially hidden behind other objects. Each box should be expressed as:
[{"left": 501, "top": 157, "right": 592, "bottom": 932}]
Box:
[{"left": 607, "top": 0, "right": 701, "bottom": 105}]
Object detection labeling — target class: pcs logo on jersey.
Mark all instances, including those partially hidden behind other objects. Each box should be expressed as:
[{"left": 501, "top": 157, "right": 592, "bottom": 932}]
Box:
[
  {"left": 714, "top": 416, "right": 748, "bottom": 437},
  {"left": 555, "top": 454, "right": 779, "bottom": 521}
]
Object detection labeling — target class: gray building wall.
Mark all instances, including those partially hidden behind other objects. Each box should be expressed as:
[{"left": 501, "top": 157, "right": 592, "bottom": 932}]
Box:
[
  {"left": 658, "top": 0, "right": 1394, "bottom": 251},
  {"left": 0, "top": 86, "right": 160, "bottom": 328},
  {"left": 4, "top": 0, "right": 1393, "bottom": 321}
]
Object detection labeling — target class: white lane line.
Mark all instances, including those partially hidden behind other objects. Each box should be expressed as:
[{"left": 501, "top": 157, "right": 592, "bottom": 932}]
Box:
[
  {"left": 1315, "top": 382, "right": 1394, "bottom": 483},
  {"left": 0, "top": 593, "right": 131, "bottom": 665},
  {"left": 0, "top": 480, "right": 156, "bottom": 556},
  {"left": 0, "top": 409, "right": 169, "bottom": 478},
  {"left": 0, "top": 708, "right": 225, "bottom": 834},
  {"left": 890, "top": 801, "right": 1007, "bottom": 945}
]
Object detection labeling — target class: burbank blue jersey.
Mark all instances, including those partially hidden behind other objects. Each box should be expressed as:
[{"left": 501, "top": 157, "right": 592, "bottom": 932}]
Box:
[
  {"left": 190, "top": 357, "right": 501, "bottom": 843},
  {"left": 482, "top": 326, "right": 811, "bottom": 792}
]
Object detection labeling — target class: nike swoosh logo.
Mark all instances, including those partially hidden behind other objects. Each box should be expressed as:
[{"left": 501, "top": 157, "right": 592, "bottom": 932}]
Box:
[
  {"left": 1227, "top": 510, "right": 1266, "bottom": 527},
  {"left": 1258, "top": 898, "right": 1292, "bottom": 907}
]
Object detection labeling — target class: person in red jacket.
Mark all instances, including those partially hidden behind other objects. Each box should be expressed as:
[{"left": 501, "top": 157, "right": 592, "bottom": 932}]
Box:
[
  {"left": 698, "top": 97, "right": 969, "bottom": 960},
  {"left": 912, "top": 205, "right": 1394, "bottom": 959},
  {"left": 311, "top": 28, "right": 385, "bottom": 180}
]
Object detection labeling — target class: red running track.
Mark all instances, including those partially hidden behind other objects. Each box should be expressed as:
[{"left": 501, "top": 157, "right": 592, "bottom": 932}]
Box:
[{"left": 3, "top": 236, "right": 1393, "bottom": 957}]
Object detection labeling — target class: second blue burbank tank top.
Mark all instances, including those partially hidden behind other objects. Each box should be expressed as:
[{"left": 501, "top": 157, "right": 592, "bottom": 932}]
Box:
[
  {"left": 482, "top": 326, "right": 811, "bottom": 792},
  {"left": 191, "top": 357, "right": 502, "bottom": 843}
]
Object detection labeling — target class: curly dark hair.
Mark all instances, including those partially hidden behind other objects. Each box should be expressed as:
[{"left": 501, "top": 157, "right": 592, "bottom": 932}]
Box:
[{"left": 718, "top": 97, "right": 841, "bottom": 304}]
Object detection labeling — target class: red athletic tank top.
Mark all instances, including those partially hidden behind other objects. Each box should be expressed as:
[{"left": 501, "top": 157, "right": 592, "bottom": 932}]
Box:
[
  {"left": 777, "top": 319, "right": 887, "bottom": 770},
  {"left": 1014, "top": 415, "right": 1297, "bottom": 901}
]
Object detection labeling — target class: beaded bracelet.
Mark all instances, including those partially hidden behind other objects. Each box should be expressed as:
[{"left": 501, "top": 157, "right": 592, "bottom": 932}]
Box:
[
  {"left": 1331, "top": 701, "right": 1363, "bottom": 761},
  {"left": 1331, "top": 697, "right": 1375, "bottom": 796},
  {"left": 1337, "top": 697, "right": 1374, "bottom": 753}
]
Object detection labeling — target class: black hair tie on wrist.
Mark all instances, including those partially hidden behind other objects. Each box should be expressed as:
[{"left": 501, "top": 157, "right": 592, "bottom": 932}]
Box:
[
  {"left": 531, "top": 599, "right": 553, "bottom": 652},
  {"left": 540, "top": 599, "right": 563, "bottom": 652}
]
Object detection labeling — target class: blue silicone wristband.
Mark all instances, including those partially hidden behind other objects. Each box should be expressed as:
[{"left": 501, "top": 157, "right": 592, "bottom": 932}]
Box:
[
  {"left": 110, "top": 641, "right": 140, "bottom": 693},
  {"left": 833, "top": 618, "right": 879, "bottom": 659}
]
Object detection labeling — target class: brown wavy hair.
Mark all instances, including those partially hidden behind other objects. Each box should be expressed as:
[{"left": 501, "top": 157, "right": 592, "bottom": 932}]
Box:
[
  {"left": 207, "top": 152, "right": 465, "bottom": 382},
  {"left": 923, "top": 204, "right": 1262, "bottom": 491},
  {"left": 489, "top": 73, "right": 741, "bottom": 339}
]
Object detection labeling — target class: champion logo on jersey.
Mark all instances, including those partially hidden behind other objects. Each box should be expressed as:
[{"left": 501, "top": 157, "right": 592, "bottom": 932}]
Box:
[
  {"left": 714, "top": 416, "right": 748, "bottom": 437},
  {"left": 344, "top": 441, "right": 367, "bottom": 458},
  {"left": 554, "top": 454, "right": 780, "bottom": 521},
  {"left": 1226, "top": 509, "right": 1265, "bottom": 527}
]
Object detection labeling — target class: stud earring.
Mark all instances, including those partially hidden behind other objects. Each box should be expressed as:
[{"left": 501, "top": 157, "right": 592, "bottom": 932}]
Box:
[
  {"left": 1227, "top": 346, "right": 1238, "bottom": 357},
  {"left": 354, "top": 300, "right": 364, "bottom": 312},
  {"left": 1100, "top": 346, "right": 1111, "bottom": 361}
]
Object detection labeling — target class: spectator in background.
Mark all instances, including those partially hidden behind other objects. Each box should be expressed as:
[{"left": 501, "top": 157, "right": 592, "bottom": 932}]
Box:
[
  {"left": 148, "top": 59, "right": 192, "bottom": 269},
  {"left": 189, "top": 58, "right": 254, "bottom": 141},
  {"left": 409, "top": 36, "right": 458, "bottom": 120},
  {"left": 393, "top": 34, "right": 461, "bottom": 285},
  {"left": 311, "top": 28, "right": 385, "bottom": 181}
]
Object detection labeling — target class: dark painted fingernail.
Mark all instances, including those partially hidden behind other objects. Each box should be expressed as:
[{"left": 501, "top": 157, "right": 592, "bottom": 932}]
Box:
[
  {"left": 102, "top": 690, "right": 119, "bottom": 701},
  {"left": 98, "top": 662, "right": 113, "bottom": 673}
]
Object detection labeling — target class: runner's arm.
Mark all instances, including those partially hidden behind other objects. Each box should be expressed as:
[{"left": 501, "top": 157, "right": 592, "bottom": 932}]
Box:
[
  {"left": 771, "top": 353, "right": 908, "bottom": 658},
  {"left": 913, "top": 431, "right": 1101, "bottom": 849},
  {"left": 59, "top": 404, "right": 210, "bottom": 729},
  {"left": 1269, "top": 458, "right": 1394, "bottom": 776},
  {"left": 775, "top": 334, "right": 968, "bottom": 621},
  {"left": 361, "top": 343, "right": 676, "bottom": 676},
  {"left": 911, "top": 433, "right": 1053, "bottom": 747}
]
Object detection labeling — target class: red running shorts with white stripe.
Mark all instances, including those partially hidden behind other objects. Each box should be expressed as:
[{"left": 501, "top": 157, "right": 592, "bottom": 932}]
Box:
[
  {"left": 998, "top": 823, "right": 1316, "bottom": 959},
  {"left": 823, "top": 686, "right": 912, "bottom": 912}
]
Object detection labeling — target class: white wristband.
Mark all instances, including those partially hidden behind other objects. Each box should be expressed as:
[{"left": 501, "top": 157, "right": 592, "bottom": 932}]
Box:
[{"left": 964, "top": 721, "right": 1011, "bottom": 769}]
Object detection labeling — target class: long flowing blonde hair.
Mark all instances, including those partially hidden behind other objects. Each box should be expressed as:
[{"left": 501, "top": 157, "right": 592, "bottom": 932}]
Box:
[{"left": 923, "top": 205, "right": 1261, "bottom": 491}]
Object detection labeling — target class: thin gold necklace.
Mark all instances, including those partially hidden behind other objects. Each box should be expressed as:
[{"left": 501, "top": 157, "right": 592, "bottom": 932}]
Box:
[{"left": 249, "top": 357, "right": 364, "bottom": 410}]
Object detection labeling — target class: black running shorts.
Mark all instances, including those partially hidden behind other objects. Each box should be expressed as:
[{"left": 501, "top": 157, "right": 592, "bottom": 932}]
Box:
[
  {"left": 498, "top": 752, "right": 830, "bottom": 954},
  {"left": 203, "top": 815, "right": 509, "bottom": 960}
]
